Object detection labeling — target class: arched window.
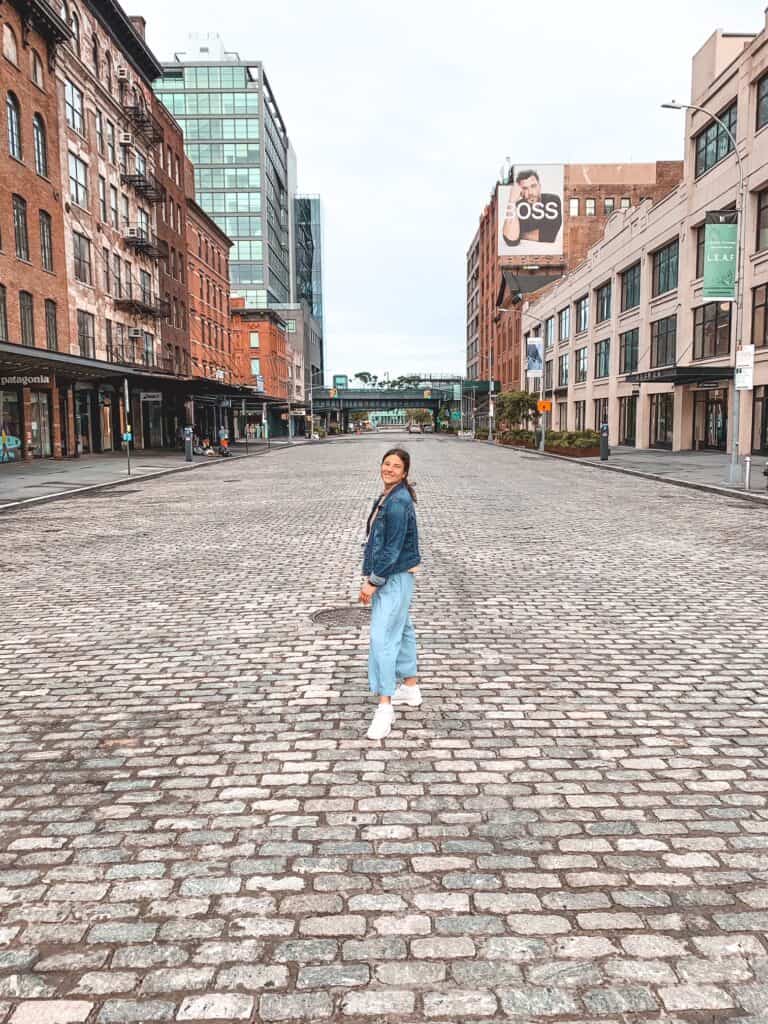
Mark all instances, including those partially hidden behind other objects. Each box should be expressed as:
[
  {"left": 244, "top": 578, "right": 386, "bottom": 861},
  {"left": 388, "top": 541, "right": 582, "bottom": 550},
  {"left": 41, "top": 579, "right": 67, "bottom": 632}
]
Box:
[
  {"left": 104, "top": 51, "right": 112, "bottom": 93},
  {"left": 91, "top": 35, "right": 99, "bottom": 73},
  {"left": 2, "top": 24, "right": 18, "bottom": 64},
  {"left": 7, "top": 92, "right": 21, "bottom": 160},
  {"left": 59, "top": 0, "right": 69, "bottom": 20},
  {"left": 31, "top": 51, "right": 44, "bottom": 88},
  {"left": 70, "top": 9, "right": 80, "bottom": 54},
  {"left": 33, "top": 114, "right": 47, "bottom": 176}
]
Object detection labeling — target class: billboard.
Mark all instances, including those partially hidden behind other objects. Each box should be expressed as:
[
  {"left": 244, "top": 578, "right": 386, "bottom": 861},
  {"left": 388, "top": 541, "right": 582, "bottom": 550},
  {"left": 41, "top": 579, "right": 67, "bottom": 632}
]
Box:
[
  {"left": 526, "top": 337, "right": 544, "bottom": 375},
  {"left": 498, "top": 164, "right": 564, "bottom": 258}
]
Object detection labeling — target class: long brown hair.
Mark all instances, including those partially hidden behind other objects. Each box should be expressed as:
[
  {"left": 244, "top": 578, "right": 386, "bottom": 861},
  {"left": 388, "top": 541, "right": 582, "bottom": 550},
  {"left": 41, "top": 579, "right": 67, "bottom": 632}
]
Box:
[{"left": 382, "top": 448, "right": 417, "bottom": 503}]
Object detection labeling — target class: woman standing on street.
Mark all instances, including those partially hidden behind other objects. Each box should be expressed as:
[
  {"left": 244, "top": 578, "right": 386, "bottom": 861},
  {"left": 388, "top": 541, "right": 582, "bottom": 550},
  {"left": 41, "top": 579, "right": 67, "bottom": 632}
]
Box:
[{"left": 359, "top": 448, "right": 422, "bottom": 740}]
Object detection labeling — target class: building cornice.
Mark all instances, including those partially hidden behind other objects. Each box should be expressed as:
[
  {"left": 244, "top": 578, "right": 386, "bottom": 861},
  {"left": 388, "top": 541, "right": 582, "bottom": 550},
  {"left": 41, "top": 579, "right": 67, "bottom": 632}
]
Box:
[
  {"left": 9, "top": 0, "right": 70, "bottom": 44},
  {"left": 85, "top": 0, "right": 163, "bottom": 81}
]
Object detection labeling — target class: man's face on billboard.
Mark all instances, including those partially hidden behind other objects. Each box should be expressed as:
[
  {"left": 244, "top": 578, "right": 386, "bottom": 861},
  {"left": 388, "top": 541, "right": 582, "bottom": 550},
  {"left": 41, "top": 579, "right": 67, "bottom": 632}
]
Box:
[{"left": 518, "top": 175, "right": 541, "bottom": 203}]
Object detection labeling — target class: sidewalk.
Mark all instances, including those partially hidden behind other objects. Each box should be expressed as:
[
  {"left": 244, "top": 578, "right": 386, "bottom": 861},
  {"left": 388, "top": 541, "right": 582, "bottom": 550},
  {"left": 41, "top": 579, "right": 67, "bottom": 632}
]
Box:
[
  {"left": 0, "top": 442, "right": 289, "bottom": 508},
  {"left": 582, "top": 446, "right": 768, "bottom": 496}
]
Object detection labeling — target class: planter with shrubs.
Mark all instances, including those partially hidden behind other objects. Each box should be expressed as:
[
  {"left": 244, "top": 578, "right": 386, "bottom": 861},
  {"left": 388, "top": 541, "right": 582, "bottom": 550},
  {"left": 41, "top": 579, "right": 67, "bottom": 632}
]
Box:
[{"left": 544, "top": 430, "right": 601, "bottom": 457}]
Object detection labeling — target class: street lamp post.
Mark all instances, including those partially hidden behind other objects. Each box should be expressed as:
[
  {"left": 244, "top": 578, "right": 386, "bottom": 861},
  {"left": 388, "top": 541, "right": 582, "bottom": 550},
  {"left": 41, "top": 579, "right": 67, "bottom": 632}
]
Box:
[
  {"left": 662, "top": 100, "right": 746, "bottom": 485},
  {"left": 500, "top": 305, "right": 548, "bottom": 451}
]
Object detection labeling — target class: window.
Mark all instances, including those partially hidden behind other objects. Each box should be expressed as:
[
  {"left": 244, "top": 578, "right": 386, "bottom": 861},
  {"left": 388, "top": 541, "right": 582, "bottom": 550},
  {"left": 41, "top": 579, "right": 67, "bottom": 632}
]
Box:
[
  {"left": 109, "top": 185, "right": 118, "bottom": 227},
  {"left": 33, "top": 114, "right": 47, "bottom": 175},
  {"left": 620, "top": 262, "right": 641, "bottom": 311},
  {"left": 95, "top": 110, "right": 104, "bottom": 155},
  {"left": 64, "top": 80, "right": 84, "bottom": 134},
  {"left": 45, "top": 299, "right": 57, "bottom": 351},
  {"left": 575, "top": 295, "right": 590, "bottom": 334},
  {"left": 752, "top": 284, "right": 768, "bottom": 348},
  {"left": 594, "top": 397, "right": 609, "bottom": 429},
  {"left": 604, "top": 197, "right": 615, "bottom": 215},
  {"left": 695, "top": 102, "right": 737, "bottom": 177},
  {"left": 585, "top": 198, "right": 596, "bottom": 216},
  {"left": 124, "top": 260, "right": 132, "bottom": 297},
  {"left": 620, "top": 197, "right": 631, "bottom": 210},
  {"left": 102, "top": 247, "right": 110, "bottom": 292},
  {"left": 249, "top": 331, "right": 259, "bottom": 348},
  {"left": 106, "top": 120, "right": 115, "bottom": 162},
  {"left": 76, "top": 309, "right": 95, "bottom": 358},
  {"left": 135, "top": 150, "right": 146, "bottom": 177},
  {"left": 139, "top": 269, "right": 151, "bottom": 304},
  {"left": 12, "top": 195, "right": 29, "bottom": 260},
  {"left": 0, "top": 285, "right": 6, "bottom": 340},
  {"left": 7, "top": 92, "right": 21, "bottom": 159},
  {"left": 69, "top": 152, "right": 89, "bottom": 208},
  {"left": 574, "top": 400, "right": 586, "bottom": 431},
  {"left": 652, "top": 239, "right": 679, "bottom": 296},
  {"left": 72, "top": 231, "right": 92, "bottom": 284},
  {"left": 69, "top": 8, "right": 80, "bottom": 53},
  {"left": 594, "top": 339, "right": 610, "bottom": 378},
  {"left": 619, "top": 328, "right": 638, "bottom": 374},
  {"left": 544, "top": 316, "right": 554, "bottom": 350},
  {"left": 19, "top": 291, "right": 34, "bottom": 345},
  {"left": 557, "top": 402, "right": 567, "bottom": 430},
  {"left": 121, "top": 193, "right": 129, "bottom": 225},
  {"left": 250, "top": 357, "right": 261, "bottom": 375},
  {"left": 113, "top": 253, "right": 121, "bottom": 297},
  {"left": 105, "top": 52, "right": 112, "bottom": 93},
  {"left": 39, "top": 210, "right": 53, "bottom": 271},
  {"left": 286, "top": 319, "right": 297, "bottom": 333},
  {"left": 558, "top": 352, "right": 569, "bottom": 386},
  {"left": 3, "top": 24, "right": 18, "bottom": 64},
  {"left": 31, "top": 51, "right": 44, "bottom": 88},
  {"left": 91, "top": 34, "right": 99, "bottom": 73},
  {"left": 756, "top": 190, "right": 768, "bottom": 255},
  {"left": 558, "top": 306, "right": 570, "bottom": 342},
  {"left": 596, "top": 281, "right": 611, "bottom": 323},
  {"left": 693, "top": 303, "right": 731, "bottom": 360},
  {"left": 544, "top": 359, "right": 553, "bottom": 391},
  {"left": 568, "top": 197, "right": 580, "bottom": 216},
  {"left": 651, "top": 316, "right": 677, "bottom": 368},
  {"left": 97, "top": 176, "right": 107, "bottom": 221},
  {"left": 575, "top": 346, "right": 588, "bottom": 383},
  {"left": 696, "top": 224, "right": 706, "bottom": 277}
]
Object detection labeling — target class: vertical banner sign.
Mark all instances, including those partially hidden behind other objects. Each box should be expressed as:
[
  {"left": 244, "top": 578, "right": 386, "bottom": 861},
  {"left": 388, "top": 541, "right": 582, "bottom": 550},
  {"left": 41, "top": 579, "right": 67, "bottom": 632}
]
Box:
[
  {"left": 735, "top": 344, "right": 755, "bottom": 390},
  {"left": 526, "top": 336, "right": 544, "bottom": 376},
  {"left": 703, "top": 210, "right": 738, "bottom": 300}
]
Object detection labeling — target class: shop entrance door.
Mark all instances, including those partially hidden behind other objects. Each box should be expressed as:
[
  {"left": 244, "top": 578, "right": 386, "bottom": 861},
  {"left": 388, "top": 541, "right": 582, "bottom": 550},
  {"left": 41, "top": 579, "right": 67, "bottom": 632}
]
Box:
[
  {"left": 141, "top": 398, "right": 164, "bottom": 448},
  {"left": 75, "top": 390, "right": 93, "bottom": 454},
  {"left": 30, "top": 392, "right": 52, "bottom": 458},
  {"left": 100, "top": 393, "right": 114, "bottom": 451},
  {"left": 650, "top": 393, "right": 674, "bottom": 449},
  {"left": 618, "top": 395, "right": 637, "bottom": 446},
  {"left": 693, "top": 389, "right": 728, "bottom": 450}
]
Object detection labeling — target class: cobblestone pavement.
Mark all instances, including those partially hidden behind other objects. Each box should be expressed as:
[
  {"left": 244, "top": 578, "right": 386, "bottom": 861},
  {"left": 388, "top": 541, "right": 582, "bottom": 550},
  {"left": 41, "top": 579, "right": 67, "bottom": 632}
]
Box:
[{"left": 2, "top": 435, "right": 768, "bottom": 1024}]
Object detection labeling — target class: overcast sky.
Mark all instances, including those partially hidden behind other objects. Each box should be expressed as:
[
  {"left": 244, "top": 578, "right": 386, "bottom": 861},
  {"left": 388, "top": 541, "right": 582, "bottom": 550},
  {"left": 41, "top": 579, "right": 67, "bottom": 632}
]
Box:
[{"left": 145, "top": 1, "right": 763, "bottom": 383}]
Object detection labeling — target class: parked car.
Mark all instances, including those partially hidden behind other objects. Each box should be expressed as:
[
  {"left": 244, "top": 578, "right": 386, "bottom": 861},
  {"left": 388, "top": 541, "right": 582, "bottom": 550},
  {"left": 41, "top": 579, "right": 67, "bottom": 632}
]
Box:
[
  {"left": 422, "top": 423, "right": 434, "bottom": 433},
  {"left": 408, "top": 424, "right": 422, "bottom": 433}
]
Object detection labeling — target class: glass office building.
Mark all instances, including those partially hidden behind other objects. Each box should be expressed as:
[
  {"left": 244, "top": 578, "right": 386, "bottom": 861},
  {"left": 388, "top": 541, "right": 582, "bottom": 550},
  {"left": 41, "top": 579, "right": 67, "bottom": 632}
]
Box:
[
  {"left": 294, "top": 194, "right": 324, "bottom": 333},
  {"left": 154, "top": 36, "right": 291, "bottom": 307}
]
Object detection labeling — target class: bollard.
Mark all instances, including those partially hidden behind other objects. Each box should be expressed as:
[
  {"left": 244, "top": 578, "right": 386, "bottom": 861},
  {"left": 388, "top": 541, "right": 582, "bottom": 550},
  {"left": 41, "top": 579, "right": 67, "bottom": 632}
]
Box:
[
  {"left": 599, "top": 422, "right": 609, "bottom": 461},
  {"left": 184, "top": 425, "right": 193, "bottom": 463},
  {"left": 744, "top": 455, "right": 752, "bottom": 492}
]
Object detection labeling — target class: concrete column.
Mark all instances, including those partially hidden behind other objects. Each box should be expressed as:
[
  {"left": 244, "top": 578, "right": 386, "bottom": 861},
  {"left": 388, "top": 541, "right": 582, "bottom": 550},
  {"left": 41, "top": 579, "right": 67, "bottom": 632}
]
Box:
[
  {"left": 636, "top": 388, "right": 651, "bottom": 450},
  {"left": 51, "top": 373, "right": 63, "bottom": 460},
  {"left": 739, "top": 386, "right": 754, "bottom": 457},
  {"left": 676, "top": 388, "right": 692, "bottom": 452},
  {"left": 21, "top": 387, "right": 34, "bottom": 461}
]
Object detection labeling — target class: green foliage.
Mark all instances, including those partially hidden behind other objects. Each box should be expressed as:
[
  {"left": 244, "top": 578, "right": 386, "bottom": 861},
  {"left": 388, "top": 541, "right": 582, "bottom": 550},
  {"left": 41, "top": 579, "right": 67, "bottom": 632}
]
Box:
[
  {"left": 545, "top": 430, "right": 600, "bottom": 449},
  {"left": 475, "top": 428, "right": 489, "bottom": 440},
  {"left": 495, "top": 390, "right": 540, "bottom": 429},
  {"left": 498, "top": 429, "right": 536, "bottom": 446}
]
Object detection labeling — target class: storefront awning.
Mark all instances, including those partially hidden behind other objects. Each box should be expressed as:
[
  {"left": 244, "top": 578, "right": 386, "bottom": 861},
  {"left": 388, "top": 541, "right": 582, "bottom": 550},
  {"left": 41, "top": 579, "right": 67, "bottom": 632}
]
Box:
[{"left": 627, "top": 365, "right": 734, "bottom": 386}]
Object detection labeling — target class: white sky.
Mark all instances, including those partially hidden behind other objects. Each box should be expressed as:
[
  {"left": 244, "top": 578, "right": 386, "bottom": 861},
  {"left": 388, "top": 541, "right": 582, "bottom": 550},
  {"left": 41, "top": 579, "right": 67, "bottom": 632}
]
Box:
[{"left": 144, "top": 0, "right": 764, "bottom": 383}]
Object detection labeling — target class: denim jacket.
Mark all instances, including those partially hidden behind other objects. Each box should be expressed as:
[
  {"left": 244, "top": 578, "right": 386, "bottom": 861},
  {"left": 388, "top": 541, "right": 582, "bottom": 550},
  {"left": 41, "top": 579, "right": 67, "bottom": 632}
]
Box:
[{"left": 362, "top": 482, "right": 421, "bottom": 586}]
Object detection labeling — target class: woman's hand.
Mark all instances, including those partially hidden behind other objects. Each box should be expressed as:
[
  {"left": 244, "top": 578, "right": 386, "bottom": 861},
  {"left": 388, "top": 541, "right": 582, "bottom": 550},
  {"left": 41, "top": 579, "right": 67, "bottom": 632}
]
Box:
[{"left": 359, "top": 582, "right": 377, "bottom": 605}]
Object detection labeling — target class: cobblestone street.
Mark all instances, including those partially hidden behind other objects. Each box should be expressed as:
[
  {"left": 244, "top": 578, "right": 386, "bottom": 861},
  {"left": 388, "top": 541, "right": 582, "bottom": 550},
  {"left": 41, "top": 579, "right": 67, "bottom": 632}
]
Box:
[{"left": 2, "top": 435, "right": 768, "bottom": 1024}]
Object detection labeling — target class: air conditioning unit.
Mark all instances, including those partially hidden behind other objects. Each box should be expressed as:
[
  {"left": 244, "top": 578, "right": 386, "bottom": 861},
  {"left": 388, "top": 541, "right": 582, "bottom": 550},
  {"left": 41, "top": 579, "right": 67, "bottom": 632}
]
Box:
[
  {"left": 128, "top": 328, "right": 143, "bottom": 339},
  {"left": 126, "top": 227, "right": 143, "bottom": 239},
  {"left": 117, "top": 67, "right": 129, "bottom": 81},
  {"left": 119, "top": 132, "right": 134, "bottom": 147}
]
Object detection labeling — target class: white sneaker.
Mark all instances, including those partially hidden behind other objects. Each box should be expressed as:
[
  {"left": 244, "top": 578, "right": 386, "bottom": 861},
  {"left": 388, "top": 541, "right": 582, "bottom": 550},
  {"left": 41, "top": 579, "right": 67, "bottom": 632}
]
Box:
[
  {"left": 367, "top": 704, "right": 394, "bottom": 740},
  {"left": 391, "top": 684, "right": 422, "bottom": 708}
]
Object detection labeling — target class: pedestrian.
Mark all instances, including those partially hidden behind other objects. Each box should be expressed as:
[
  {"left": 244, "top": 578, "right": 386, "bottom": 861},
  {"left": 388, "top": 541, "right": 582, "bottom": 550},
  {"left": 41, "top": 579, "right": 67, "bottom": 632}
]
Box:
[{"left": 359, "top": 448, "right": 422, "bottom": 740}]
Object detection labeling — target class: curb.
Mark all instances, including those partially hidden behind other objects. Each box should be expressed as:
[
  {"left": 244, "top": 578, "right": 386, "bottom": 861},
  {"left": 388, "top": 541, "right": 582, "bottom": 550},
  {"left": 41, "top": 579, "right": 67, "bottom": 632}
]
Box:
[
  {"left": 483, "top": 441, "right": 768, "bottom": 507},
  {"left": 0, "top": 442, "right": 295, "bottom": 515}
]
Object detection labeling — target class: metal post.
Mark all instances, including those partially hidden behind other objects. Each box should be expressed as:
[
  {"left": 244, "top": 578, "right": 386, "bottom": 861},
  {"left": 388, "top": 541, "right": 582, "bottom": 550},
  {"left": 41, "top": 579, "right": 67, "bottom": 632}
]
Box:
[
  {"left": 242, "top": 397, "right": 248, "bottom": 455},
  {"left": 539, "top": 370, "right": 545, "bottom": 452},
  {"left": 184, "top": 425, "right": 193, "bottom": 462},
  {"left": 123, "top": 377, "right": 131, "bottom": 476},
  {"left": 744, "top": 454, "right": 752, "bottom": 491},
  {"left": 263, "top": 400, "right": 270, "bottom": 449}
]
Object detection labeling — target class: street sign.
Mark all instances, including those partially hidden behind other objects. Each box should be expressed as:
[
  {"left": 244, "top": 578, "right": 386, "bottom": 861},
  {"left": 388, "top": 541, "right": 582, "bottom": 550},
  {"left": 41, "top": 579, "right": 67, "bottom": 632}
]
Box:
[
  {"left": 537, "top": 400, "right": 552, "bottom": 413},
  {"left": 122, "top": 432, "right": 132, "bottom": 442},
  {"left": 735, "top": 344, "right": 755, "bottom": 390}
]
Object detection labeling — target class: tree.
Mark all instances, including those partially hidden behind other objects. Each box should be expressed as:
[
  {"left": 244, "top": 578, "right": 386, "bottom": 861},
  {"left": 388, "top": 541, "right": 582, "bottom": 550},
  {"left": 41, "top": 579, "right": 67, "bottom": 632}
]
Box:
[
  {"left": 354, "top": 372, "right": 372, "bottom": 386},
  {"left": 495, "top": 390, "right": 540, "bottom": 429},
  {"left": 351, "top": 411, "right": 368, "bottom": 424}
]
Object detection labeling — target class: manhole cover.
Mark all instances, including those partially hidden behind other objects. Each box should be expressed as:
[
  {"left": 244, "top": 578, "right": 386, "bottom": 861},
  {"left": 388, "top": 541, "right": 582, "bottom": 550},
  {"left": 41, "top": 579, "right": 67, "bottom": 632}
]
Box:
[{"left": 312, "top": 606, "right": 371, "bottom": 628}]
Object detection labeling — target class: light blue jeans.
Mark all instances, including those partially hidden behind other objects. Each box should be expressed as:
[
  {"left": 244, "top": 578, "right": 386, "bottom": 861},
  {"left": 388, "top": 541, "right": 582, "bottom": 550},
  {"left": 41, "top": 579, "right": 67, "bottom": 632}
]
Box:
[{"left": 368, "top": 572, "right": 418, "bottom": 697}]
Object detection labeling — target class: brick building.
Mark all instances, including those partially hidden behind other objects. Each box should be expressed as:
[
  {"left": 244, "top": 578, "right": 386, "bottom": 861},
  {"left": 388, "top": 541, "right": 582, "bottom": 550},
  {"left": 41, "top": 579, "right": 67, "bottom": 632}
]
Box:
[
  {"left": 0, "top": 0, "right": 71, "bottom": 461},
  {"left": 231, "top": 300, "right": 291, "bottom": 436},
  {"left": 468, "top": 163, "right": 684, "bottom": 403}
]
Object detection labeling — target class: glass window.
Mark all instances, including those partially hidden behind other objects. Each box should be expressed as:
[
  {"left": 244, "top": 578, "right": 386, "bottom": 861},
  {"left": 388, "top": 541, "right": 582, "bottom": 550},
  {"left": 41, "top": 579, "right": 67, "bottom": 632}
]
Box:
[
  {"left": 33, "top": 114, "right": 47, "bottom": 175},
  {"left": 105, "top": 52, "right": 112, "bottom": 93},
  {"left": 652, "top": 239, "right": 679, "bottom": 296},
  {"left": 620, "top": 197, "right": 631, "bottom": 210},
  {"left": 98, "top": 176, "right": 107, "bottom": 221},
  {"left": 64, "top": 80, "right": 84, "bottom": 134},
  {"left": 693, "top": 303, "right": 731, "bottom": 360},
  {"left": 95, "top": 110, "right": 104, "bottom": 155},
  {"left": 0, "top": 285, "right": 6, "bottom": 340},
  {"left": 650, "top": 392, "right": 674, "bottom": 448},
  {"left": 544, "top": 359, "right": 553, "bottom": 391},
  {"left": 102, "top": 247, "right": 110, "bottom": 292},
  {"left": 651, "top": 315, "right": 677, "bottom": 367},
  {"left": 45, "top": 299, "right": 57, "bottom": 351},
  {"left": 544, "top": 316, "right": 554, "bottom": 350},
  {"left": 585, "top": 198, "right": 596, "bottom": 216},
  {"left": 759, "top": 74, "right": 768, "bottom": 131},
  {"left": 604, "top": 197, "right": 615, "bottom": 215},
  {"left": 596, "top": 281, "right": 611, "bottom": 323},
  {"left": 250, "top": 357, "right": 261, "bottom": 375},
  {"left": 109, "top": 185, "right": 118, "bottom": 227},
  {"left": 574, "top": 400, "right": 586, "bottom": 431},
  {"left": 695, "top": 102, "right": 737, "bottom": 177},
  {"left": 77, "top": 309, "right": 95, "bottom": 358},
  {"left": 696, "top": 224, "right": 706, "bottom": 277},
  {"left": 70, "top": 9, "right": 80, "bottom": 54},
  {"left": 19, "top": 291, "right": 34, "bottom": 345},
  {"left": 620, "top": 262, "right": 641, "bottom": 311},
  {"left": 113, "top": 253, "right": 122, "bottom": 298},
  {"left": 12, "top": 194, "right": 29, "bottom": 260},
  {"left": 124, "top": 261, "right": 132, "bottom": 298},
  {"left": 106, "top": 120, "right": 115, "bottom": 162},
  {"left": 39, "top": 210, "right": 53, "bottom": 271},
  {"left": 575, "top": 295, "right": 590, "bottom": 334},
  {"left": 757, "top": 190, "right": 768, "bottom": 254},
  {"left": 3, "top": 24, "right": 18, "bottom": 64},
  {"left": 558, "top": 352, "right": 569, "bottom": 386},
  {"left": 91, "top": 33, "right": 98, "bottom": 72},
  {"left": 72, "top": 231, "right": 92, "bottom": 284},
  {"left": 619, "top": 328, "right": 638, "bottom": 374},
  {"left": 752, "top": 284, "right": 768, "bottom": 348},
  {"left": 6, "top": 92, "right": 21, "bottom": 159},
  {"left": 558, "top": 306, "right": 570, "bottom": 342},
  {"left": 31, "top": 51, "right": 44, "bottom": 88},
  {"left": 557, "top": 402, "right": 567, "bottom": 430},
  {"left": 249, "top": 331, "right": 259, "bottom": 348},
  {"left": 594, "top": 339, "right": 610, "bottom": 378},
  {"left": 568, "top": 197, "right": 579, "bottom": 216},
  {"left": 594, "top": 397, "right": 608, "bottom": 429},
  {"left": 69, "top": 152, "right": 89, "bottom": 208},
  {"left": 575, "top": 346, "right": 588, "bottom": 383}
]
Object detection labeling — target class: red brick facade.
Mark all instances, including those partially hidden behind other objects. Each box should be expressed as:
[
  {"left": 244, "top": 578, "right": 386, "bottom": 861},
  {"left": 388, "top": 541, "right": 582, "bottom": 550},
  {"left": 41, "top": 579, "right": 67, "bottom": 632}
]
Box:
[
  {"left": 186, "top": 190, "right": 235, "bottom": 385},
  {"left": 231, "top": 299, "right": 288, "bottom": 399}
]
